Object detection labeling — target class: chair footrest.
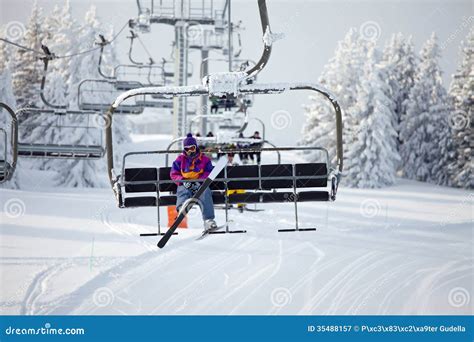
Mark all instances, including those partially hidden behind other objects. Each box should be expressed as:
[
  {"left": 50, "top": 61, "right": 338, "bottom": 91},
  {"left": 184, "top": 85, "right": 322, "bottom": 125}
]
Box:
[
  {"left": 139, "top": 232, "right": 178, "bottom": 236},
  {"left": 278, "top": 228, "right": 317, "bottom": 232}
]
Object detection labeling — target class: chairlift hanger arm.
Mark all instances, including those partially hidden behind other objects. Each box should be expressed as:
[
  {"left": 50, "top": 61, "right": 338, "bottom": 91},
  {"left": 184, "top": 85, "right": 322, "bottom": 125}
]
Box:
[
  {"left": 97, "top": 35, "right": 116, "bottom": 80},
  {"left": 239, "top": 82, "right": 343, "bottom": 172},
  {"left": 39, "top": 45, "right": 67, "bottom": 110},
  {"left": 0, "top": 102, "right": 18, "bottom": 181},
  {"left": 244, "top": 0, "right": 272, "bottom": 79}
]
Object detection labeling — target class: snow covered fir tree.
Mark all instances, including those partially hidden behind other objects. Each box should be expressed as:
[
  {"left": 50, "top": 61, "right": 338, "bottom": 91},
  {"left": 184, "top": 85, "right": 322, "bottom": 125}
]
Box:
[
  {"left": 343, "top": 43, "right": 399, "bottom": 188},
  {"left": 0, "top": 1, "right": 132, "bottom": 188},
  {"left": 301, "top": 28, "right": 470, "bottom": 189},
  {"left": 300, "top": 28, "right": 368, "bottom": 166},
  {"left": 448, "top": 27, "right": 473, "bottom": 189},
  {"left": 399, "top": 33, "right": 452, "bottom": 185}
]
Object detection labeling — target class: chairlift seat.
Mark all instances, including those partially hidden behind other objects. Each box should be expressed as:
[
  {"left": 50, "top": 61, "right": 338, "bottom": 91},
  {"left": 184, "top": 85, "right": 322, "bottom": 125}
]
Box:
[
  {"left": 122, "top": 163, "right": 330, "bottom": 208},
  {"left": 135, "top": 100, "right": 173, "bottom": 109},
  {"left": 0, "top": 160, "right": 7, "bottom": 181},
  {"left": 115, "top": 81, "right": 144, "bottom": 91},
  {"left": 79, "top": 103, "right": 144, "bottom": 115},
  {"left": 18, "top": 143, "right": 104, "bottom": 159}
]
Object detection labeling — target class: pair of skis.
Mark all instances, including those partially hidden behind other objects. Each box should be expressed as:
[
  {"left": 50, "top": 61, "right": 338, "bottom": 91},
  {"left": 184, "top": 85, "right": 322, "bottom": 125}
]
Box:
[{"left": 157, "top": 157, "right": 228, "bottom": 249}]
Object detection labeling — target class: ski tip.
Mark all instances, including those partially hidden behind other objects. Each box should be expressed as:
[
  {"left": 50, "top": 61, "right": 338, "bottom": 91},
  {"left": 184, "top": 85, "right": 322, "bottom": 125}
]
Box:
[{"left": 209, "top": 156, "right": 227, "bottom": 180}]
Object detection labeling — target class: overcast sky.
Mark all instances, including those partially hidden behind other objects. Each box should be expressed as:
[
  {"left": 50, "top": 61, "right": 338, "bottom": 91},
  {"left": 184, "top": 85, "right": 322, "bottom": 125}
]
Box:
[{"left": 1, "top": 0, "right": 472, "bottom": 144}]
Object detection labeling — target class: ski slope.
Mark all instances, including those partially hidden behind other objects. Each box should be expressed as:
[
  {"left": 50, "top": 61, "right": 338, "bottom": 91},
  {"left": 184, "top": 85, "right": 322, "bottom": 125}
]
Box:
[{"left": 0, "top": 135, "right": 472, "bottom": 315}]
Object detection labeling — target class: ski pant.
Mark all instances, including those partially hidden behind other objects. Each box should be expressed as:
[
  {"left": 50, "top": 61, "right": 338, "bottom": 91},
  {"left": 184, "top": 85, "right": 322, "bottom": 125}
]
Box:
[{"left": 176, "top": 185, "right": 215, "bottom": 221}]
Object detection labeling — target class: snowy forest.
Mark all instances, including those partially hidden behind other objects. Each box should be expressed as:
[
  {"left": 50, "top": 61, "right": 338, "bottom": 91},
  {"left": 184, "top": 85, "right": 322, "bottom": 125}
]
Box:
[
  {"left": 0, "top": 2, "right": 472, "bottom": 190},
  {"left": 301, "top": 27, "right": 473, "bottom": 189},
  {"left": 0, "top": 1, "right": 131, "bottom": 188}
]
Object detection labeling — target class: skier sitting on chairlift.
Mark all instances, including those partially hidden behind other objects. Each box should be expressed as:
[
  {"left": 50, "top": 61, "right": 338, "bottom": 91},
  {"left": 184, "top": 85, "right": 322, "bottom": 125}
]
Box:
[
  {"left": 170, "top": 133, "right": 218, "bottom": 231},
  {"left": 210, "top": 96, "right": 219, "bottom": 114},
  {"left": 248, "top": 131, "right": 263, "bottom": 164}
]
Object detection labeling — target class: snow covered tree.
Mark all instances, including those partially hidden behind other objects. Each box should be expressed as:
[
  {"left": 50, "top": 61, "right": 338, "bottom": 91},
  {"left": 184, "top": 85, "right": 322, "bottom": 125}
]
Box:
[
  {"left": 52, "top": 5, "right": 131, "bottom": 188},
  {"left": 380, "top": 33, "right": 417, "bottom": 149},
  {"left": 343, "top": 44, "right": 399, "bottom": 188},
  {"left": 11, "top": 0, "right": 44, "bottom": 107},
  {"left": 300, "top": 28, "right": 367, "bottom": 163},
  {"left": 44, "top": 1, "right": 82, "bottom": 107},
  {"left": 448, "top": 27, "right": 473, "bottom": 189},
  {"left": 399, "top": 33, "right": 452, "bottom": 185}
]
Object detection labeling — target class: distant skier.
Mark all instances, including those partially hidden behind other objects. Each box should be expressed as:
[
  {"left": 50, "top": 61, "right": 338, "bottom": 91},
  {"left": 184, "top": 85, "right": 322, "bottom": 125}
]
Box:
[
  {"left": 210, "top": 96, "right": 219, "bottom": 114},
  {"left": 170, "top": 133, "right": 217, "bottom": 231},
  {"left": 249, "top": 131, "right": 263, "bottom": 164}
]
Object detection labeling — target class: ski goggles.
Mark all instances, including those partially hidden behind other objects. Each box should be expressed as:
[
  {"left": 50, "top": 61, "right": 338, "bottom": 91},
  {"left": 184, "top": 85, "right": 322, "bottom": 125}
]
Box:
[{"left": 184, "top": 145, "right": 197, "bottom": 153}]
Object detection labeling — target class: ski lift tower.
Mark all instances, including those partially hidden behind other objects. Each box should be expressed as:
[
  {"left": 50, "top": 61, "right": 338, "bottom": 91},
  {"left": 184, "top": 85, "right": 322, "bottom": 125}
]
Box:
[{"left": 129, "top": 0, "right": 231, "bottom": 138}]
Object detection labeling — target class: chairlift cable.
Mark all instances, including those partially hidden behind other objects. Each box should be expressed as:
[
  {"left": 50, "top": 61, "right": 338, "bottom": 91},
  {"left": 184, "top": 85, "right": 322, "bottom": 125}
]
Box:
[
  {"left": 0, "top": 20, "right": 129, "bottom": 60},
  {"left": 136, "top": 34, "right": 155, "bottom": 63}
]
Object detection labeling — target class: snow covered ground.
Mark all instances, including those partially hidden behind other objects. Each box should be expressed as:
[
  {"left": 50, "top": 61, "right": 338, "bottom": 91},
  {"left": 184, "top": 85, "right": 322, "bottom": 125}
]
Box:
[{"left": 0, "top": 135, "right": 472, "bottom": 315}]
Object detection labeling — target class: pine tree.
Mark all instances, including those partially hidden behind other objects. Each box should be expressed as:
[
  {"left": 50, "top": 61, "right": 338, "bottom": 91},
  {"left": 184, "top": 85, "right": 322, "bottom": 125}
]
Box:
[
  {"left": 49, "top": 4, "right": 108, "bottom": 188},
  {"left": 380, "top": 33, "right": 417, "bottom": 149},
  {"left": 11, "top": 0, "right": 44, "bottom": 107},
  {"left": 55, "top": 5, "right": 131, "bottom": 187},
  {"left": 344, "top": 44, "right": 399, "bottom": 188},
  {"left": 448, "top": 27, "right": 473, "bottom": 189},
  {"left": 0, "top": 26, "right": 11, "bottom": 73},
  {"left": 300, "top": 28, "right": 367, "bottom": 164},
  {"left": 400, "top": 33, "right": 452, "bottom": 185}
]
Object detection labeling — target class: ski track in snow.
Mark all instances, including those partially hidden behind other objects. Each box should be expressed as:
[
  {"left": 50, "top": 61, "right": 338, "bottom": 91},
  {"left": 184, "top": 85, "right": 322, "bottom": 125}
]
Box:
[{"left": 1, "top": 138, "right": 472, "bottom": 315}]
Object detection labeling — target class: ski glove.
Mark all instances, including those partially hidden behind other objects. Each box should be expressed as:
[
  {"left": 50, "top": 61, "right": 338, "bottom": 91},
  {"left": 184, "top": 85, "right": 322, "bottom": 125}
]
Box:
[{"left": 183, "top": 181, "right": 201, "bottom": 192}]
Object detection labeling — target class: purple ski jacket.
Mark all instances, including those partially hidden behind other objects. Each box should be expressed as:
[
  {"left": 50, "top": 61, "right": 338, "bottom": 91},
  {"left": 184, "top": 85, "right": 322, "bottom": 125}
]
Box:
[{"left": 170, "top": 152, "right": 213, "bottom": 184}]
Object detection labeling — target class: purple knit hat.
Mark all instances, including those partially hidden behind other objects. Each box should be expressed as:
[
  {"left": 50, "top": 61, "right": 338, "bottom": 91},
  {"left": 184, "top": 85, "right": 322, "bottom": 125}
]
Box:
[{"left": 183, "top": 133, "right": 198, "bottom": 148}]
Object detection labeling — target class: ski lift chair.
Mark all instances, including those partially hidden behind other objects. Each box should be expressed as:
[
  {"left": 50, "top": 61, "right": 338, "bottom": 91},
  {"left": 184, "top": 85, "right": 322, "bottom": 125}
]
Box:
[
  {"left": 0, "top": 103, "right": 18, "bottom": 183},
  {"left": 105, "top": 0, "right": 343, "bottom": 238},
  {"left": 16, "top": 108, "right": 105, "bottom": 159},
  {"left": 78, "top": 79, "right": 145, "bottom": 115},
  {"left": 15, "top": 47, "right": 106, "bottom": 159}
]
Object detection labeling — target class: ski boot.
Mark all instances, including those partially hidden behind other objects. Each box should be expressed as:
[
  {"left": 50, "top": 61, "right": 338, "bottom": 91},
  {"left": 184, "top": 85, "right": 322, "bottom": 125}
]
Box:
[{"left": 204, "top": 219, "right": 218, "bottom": 232}]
